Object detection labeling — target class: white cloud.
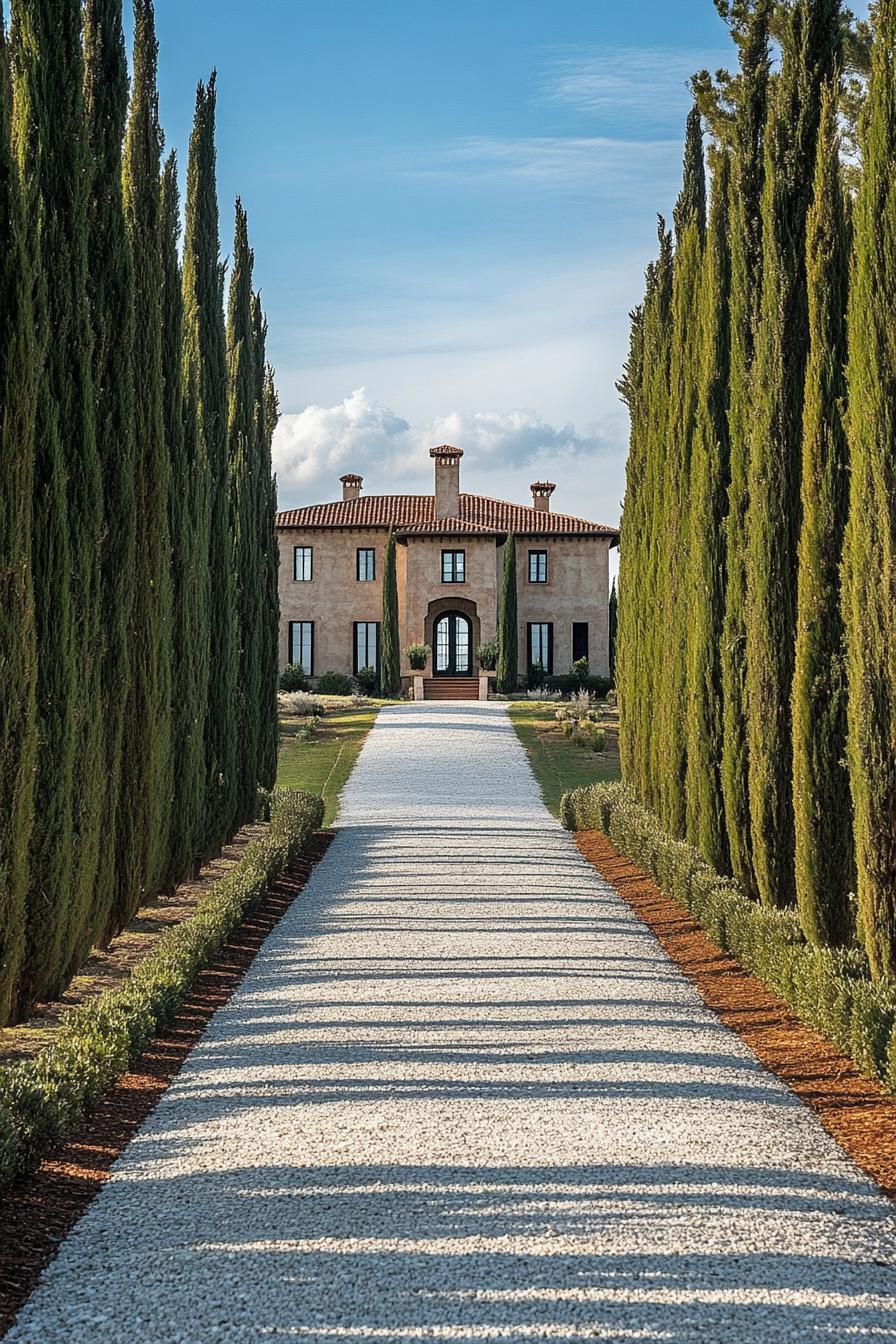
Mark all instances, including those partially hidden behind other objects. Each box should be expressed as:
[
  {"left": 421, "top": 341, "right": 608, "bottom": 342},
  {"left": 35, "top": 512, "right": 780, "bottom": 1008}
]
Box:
[
  {"left": 543, "top": 47, "right": 730, "bottom": 121},
  {"left": 405, "top": 134, "right": 680, "bottom": 199},
  {"left": 272, "top": 388, "right": 626, "bottom": 526}
]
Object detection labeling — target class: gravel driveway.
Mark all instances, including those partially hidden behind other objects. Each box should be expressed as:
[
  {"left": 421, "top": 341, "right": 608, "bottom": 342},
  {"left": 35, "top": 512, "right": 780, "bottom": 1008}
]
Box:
[{"left": 8, "top": 703, "right": 896, "bottom": 1342}]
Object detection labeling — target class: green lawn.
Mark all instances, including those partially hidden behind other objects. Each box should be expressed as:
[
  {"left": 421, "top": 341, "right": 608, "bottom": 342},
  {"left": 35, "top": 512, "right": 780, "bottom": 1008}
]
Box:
[
  {"left": 277, "top": 704, "right": 380, "bottom": 827},
  {"left": 508, "top": 701, "right": 621, "bottom": 818}
]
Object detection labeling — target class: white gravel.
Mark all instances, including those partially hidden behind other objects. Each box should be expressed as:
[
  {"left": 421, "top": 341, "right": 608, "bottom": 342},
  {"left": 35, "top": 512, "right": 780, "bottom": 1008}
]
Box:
[{"left": 8, "top": 703, "right": 896, "bottom": 1342}]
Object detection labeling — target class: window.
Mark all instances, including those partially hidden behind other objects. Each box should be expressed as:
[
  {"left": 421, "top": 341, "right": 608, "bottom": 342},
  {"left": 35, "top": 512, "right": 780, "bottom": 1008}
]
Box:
[
  {"left": 442, "top": 550, "right": 465, "bottom": 583},
  {"left": 356, "top": 548, "right": 376, "bottom": 582},
  {"left": 573, "top": 623, "right": 589, "bottom": 663},
  {"left": 294, "top": 546, "right": 313, "bottom": 582},
  {"left": 528, "top": 622, "right": 553, "bottom": 675},
  {"left": 529, "top": 550, "right": 548, "bottom": 583},
  {"left": 288, "top": 621, "right": 314, "bottom": 674},
  {"left": 354, "top": 621, "right": 379, "bottom": 673}
]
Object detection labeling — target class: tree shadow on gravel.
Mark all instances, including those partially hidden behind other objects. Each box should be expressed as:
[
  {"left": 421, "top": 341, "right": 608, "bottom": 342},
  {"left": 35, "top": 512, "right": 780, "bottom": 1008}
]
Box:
[{"left": 19, "top": 1160, "right": 896, "bottom": 1344}]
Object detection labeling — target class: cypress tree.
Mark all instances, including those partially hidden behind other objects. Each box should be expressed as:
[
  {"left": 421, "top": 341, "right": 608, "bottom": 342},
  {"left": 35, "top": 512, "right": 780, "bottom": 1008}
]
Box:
[
  {"left": 183, "top": 73, "right": 238, "bottom": 853},
  {"left": 226, "top": 200, "right": 260, "bottom": 823},
  {"left": 122, "top": 0, "right": 173, "bottom": 914},
  {"left": 380, "top": 532, "right": 401, "bottom": 698},
  {"left": 685, "top": 146, "right": 732, "bottom": 871},
  {"left": 83, "top": 0, "right": 136, "bottom": 941},
  {"left": 617, "top": 224, "right": 674, "bottom": 809},
  {"left": 254, "top": 296, "right": 280, "bottom": 791},
  {"left": 608, "top": 577, "right": 618, "bottom": 685},
  {"left": 745, "top": 0, "right": 841, "bottom": 909},
  {"left": 720, "top": 0, "right": 770, "bottom": 896},
  {"left": 656, "top": 103, "right": 706, "bottom": 837},
  {"left": 792, "top": 77, "right": 852, "bottom": 948},
  {"left": 842, "top": 0, "right": 896, "bottom": 977},
  {"left": 12, "top": 0, "right": 101, "bottom": 1009},
  {"left": 0, "top": 11, "right": 38, "bottom": 1022},
  {"left": 162, "top": 151, "right": 208, "bottom": 882},
  {"left": 496, "top": 534, "right": 518, "bottom": 695}
]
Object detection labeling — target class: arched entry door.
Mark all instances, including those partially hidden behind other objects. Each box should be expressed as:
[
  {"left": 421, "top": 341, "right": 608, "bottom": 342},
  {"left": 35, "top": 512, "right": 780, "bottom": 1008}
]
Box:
[{"left": 434, "top": 611, "right": 472, "bottom": 676}]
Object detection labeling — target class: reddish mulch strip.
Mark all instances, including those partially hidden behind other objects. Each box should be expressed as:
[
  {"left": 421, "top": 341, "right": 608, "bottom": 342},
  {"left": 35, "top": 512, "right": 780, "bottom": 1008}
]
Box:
[
  {"left": 576, "top": 829, "right": 896, "bottom": 1201},
  {"left": 0, "top": 830, "right": 333, "bottom": 1338}
]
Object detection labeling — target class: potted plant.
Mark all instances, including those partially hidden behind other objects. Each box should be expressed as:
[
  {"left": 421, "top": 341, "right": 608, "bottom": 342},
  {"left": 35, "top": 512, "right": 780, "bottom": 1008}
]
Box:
[
  {"left": 477, "top": 640, "right": 498, "bottom": 672},
  {"left": 406, "top": 642, "right": 430, "bottom": 671}
]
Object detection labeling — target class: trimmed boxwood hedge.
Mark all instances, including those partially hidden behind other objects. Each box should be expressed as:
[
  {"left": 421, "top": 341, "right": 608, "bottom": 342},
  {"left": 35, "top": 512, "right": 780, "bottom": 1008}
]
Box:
[
  {"left": 562, "top": 781, "right": 896, "bottom": 1093},
  {"left": 0, "top": 788, "right": 324, "bottom": 1188}
]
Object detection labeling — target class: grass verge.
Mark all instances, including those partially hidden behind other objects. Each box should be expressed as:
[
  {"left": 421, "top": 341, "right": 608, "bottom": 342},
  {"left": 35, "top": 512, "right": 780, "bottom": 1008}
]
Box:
[
  {"left": 0, "top": 789, "right": 324, "bottom": 1189},
  {"left": 508, "top": 701, "right": 621, "bottom": 817},
  {"left": 277, "top": 703, "right": 380, "bottom": 825}
]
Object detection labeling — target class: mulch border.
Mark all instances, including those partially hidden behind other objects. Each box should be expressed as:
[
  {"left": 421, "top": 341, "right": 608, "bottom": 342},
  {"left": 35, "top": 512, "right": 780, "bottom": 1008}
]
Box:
[
  {"left": 0, "top": 830, "right": 334, "bottom": 1338},
  {"left": 576, "top": 829, "right": 896, "bottom": 1200}
]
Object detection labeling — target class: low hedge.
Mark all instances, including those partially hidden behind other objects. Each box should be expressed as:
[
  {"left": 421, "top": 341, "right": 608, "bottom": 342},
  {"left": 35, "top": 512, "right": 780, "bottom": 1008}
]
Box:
[
  {"left": 562, "top": 781, "right": 896, "bottom": 1093},
  {"left": 0, "top": 788, "right": 324, "bottom": 1189}
]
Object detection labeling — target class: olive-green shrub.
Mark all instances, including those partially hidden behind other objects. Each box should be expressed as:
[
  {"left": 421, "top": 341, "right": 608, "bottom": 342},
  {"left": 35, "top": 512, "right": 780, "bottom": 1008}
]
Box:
[
  {"left": 0, "top": 788, "right": 323, "bottom": 1188},
  {"left": 562, "top": 781, "right": 896, "bottom": 1093}
]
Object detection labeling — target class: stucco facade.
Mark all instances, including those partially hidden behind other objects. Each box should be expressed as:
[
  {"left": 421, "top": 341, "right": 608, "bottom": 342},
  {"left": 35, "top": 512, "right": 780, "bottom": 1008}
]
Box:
[{"left": 276, "top": 447, "right": 618, "bottom": 686}]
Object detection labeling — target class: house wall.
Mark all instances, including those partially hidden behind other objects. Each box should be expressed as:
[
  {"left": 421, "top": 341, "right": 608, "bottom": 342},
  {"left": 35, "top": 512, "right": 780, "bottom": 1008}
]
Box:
[
  {"left": 278, "top": 528, "right": 385, "bottom": 677},
  {"left": 401, "top": 537, "right": 499, "bottom": 676},
  {"left": 506, "top": 535, "right": 613, "bottom": 679},
  {"left": 277, "top": 525, "right": 614, "bottom": 682}
]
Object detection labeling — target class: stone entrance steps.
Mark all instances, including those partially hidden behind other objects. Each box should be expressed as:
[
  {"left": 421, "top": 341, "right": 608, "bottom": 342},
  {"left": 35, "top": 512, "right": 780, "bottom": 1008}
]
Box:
[{"left": 422, "top": 677, "right": 480, "bottom": 701}]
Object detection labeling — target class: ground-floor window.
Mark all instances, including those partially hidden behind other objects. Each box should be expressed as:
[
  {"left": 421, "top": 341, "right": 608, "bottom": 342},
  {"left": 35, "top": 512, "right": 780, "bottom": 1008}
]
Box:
[
  {"left": 572, "top": 622, "right": 589, "bottom": 663},
  {"left": 289, "top": 620, "right": 314, "bottom": 674},
  {"left": 354, "top": 621, "right": 379, "bottom": 673},
  {"left": 528, "top": 622, "right": 553, "bottom": 675}
]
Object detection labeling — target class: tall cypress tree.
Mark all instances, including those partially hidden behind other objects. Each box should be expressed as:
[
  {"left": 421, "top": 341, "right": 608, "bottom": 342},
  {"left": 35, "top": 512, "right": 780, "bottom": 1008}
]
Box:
[
  {"left": 496, "top": 534, "right": 518, "bottom": 695},
  {"left": 183, "top": 73, "right": 238, "bottom": 853},
  {"left": 657, "top": 103, "right": 706, "bottom": 837},
  {"left": 745, "top": 0, "right": 841, "bottom": 909},
  {"left": 685, "top": 146, "right": 732, "bottom": 871},
  {"left": 380, "top": 531, "right": 401, "bottom": 698},
  {"left": 617, "top": 224, "right": 673, "bottom": 809},
  {"left": 83, "top": 0, "right": 136, "bottom": 941},
  {"left": 842, "top": 0, "right": 896, "bottom": 978},
  {"left": 721, "top": 1, "right": 770, "bottom": 898},
  {"left": 122, "top": 0, "right": 173, "bottom": 915},
  {"left": 608, "top": 577, "right": 618, "bottom": 685},
  {"left": 161, "top": 151, "right": 206, "bottom": 885},
  {"left": 0, "top": 11, "right": 38, "bottom": 1023},
  {"left": 792, "top": 77, "right": 852, "bottom": 948},
  {"left": 254, "top": 295, "right": 280, "bottom": 791},
  {"left": 227, "top": 200, "right": 260, "bottom": 823},
  {"left": 12, "top": 0, "right": 100, "bottom": 1009}
]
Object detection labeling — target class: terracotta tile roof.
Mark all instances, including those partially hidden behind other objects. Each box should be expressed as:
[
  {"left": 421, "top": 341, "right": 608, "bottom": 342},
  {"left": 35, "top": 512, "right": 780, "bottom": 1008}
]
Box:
[{"left": 275, "top": 493, "right": 618, "bottom": 539}]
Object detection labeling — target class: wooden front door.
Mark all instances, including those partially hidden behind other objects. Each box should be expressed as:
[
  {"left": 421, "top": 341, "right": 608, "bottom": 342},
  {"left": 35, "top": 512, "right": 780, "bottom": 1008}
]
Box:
[{"left": 434, "top": 611, "right": 473, "bottom": 676}]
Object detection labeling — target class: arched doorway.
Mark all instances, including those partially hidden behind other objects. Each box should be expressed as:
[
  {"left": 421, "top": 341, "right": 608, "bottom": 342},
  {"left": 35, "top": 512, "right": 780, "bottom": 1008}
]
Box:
[{"left": 434, "top": 610, "right": 473, "bottom": 677}]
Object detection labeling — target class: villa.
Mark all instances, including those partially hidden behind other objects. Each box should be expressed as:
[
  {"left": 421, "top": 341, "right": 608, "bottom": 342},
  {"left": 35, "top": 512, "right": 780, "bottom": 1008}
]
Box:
[{"left": 276, "top": 446, "right": 619, "bottom": 697}]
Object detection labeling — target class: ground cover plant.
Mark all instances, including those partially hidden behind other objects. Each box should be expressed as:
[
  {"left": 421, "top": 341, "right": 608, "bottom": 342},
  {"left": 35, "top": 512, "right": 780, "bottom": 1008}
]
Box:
[
  {"left": 509, "top": 700, "right": 620, "bottom": 819},
  {"left": 277, "top": 701, "right": 382, "bottom": 826},
  {"left": 0, "top": 789, "right": 324, "bottom": 1188},
  {"left": 563, "top": 781, "right": 896, "bottom": 1093}
]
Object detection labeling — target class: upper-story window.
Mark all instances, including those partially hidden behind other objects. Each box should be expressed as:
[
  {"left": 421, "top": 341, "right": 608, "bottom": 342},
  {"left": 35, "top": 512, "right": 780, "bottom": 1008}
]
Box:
[
  {"left": 357, "top": 547, "right": 376, "bottom": 582},
  {"left": 529, "top": 550, "right": 548, "bottom": 583},
  {"left": 442, "top": 550, "right": 465, "bottom": 583},
  {"left": 294, "top": 546, "right": 313, "bottom": 582}
]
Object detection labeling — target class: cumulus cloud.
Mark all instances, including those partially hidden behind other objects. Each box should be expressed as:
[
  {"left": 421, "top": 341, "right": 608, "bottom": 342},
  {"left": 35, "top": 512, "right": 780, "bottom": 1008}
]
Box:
[{"left": 272, "top": 388, "right": 623, "bottom": 512}]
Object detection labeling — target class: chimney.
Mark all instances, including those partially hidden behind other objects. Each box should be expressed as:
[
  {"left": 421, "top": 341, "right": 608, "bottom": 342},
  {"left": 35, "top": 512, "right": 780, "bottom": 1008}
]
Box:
[
  {"left": 340, "top": 473, "right": 363, "bottom": 502},
  {"left": 531, "top": 481, "right": 556, "bottom": 513},
  {"left": 430, "top": 445, "right": 463, "bottom": 519}
]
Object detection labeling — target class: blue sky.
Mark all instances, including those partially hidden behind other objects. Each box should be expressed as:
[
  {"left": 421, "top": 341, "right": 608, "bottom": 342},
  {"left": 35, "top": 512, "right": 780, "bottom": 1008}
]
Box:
[{"left": 141, "top": 2, "right": 740, "bottom": 526}]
